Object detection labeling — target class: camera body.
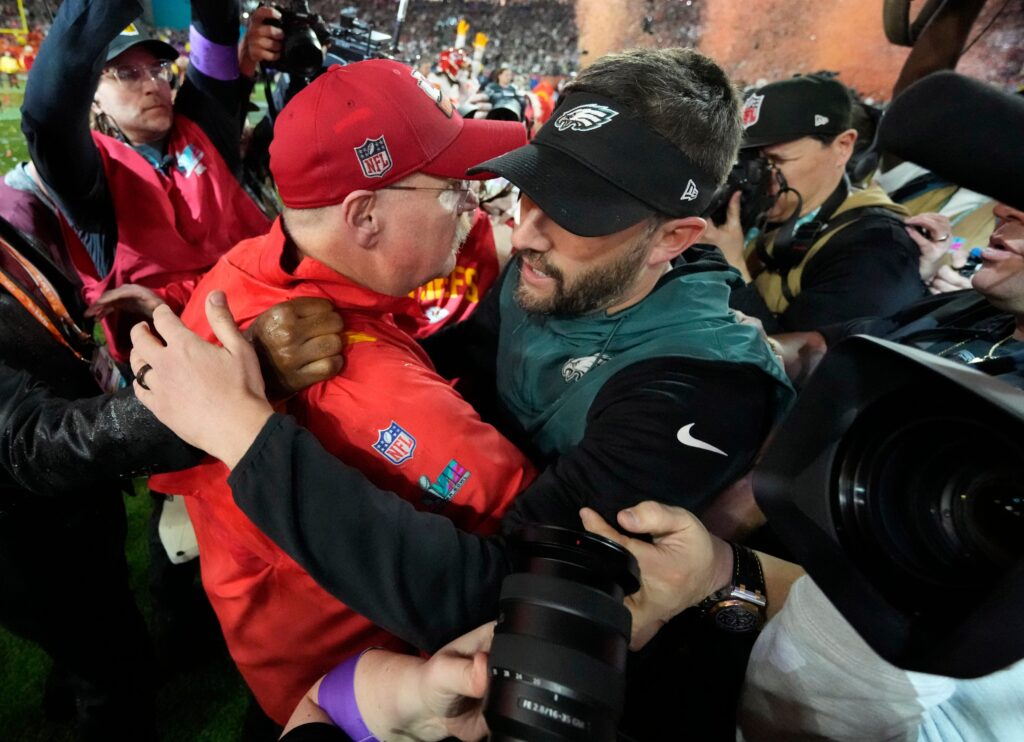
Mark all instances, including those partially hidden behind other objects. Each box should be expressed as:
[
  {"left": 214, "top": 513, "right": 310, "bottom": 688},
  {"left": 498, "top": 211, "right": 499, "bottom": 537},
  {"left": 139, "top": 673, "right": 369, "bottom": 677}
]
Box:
[
  {"left": 703, "top": 150, "right": 776, "bottom": 232},
  {"left": 268, "top": 2, "right": 392, "bottom": 80},
  {"left": 484, "top": 83, "right": 526, "bottom": 122},
  {"left": 271, "top": 1, "right": 331, "bottom": 79}
]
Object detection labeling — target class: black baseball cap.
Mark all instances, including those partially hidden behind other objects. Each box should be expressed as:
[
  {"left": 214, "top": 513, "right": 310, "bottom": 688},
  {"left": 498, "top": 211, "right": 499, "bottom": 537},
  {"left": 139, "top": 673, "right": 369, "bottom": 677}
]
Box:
[
  {"left": 468, "top": 92, "right": 718, "bottom": 237},
  {"left": 740, "top": 75, "right": 852, "bottom": 149},
  {"left": 104, "top": 22, "right": 178, "bottom": 64}
]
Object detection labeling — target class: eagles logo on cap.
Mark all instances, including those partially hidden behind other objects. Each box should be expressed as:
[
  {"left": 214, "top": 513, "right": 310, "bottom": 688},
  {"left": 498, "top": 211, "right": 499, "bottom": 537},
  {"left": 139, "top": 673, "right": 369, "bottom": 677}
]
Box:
[
  {"left": 354, "top": 136, "right": 393, "bottom": 179},
  {"left": 742, "top": 93, "right": 764, "bottom": 129},
  {"left": 554, "top": 104, "right": 619, "bottom": 132}
]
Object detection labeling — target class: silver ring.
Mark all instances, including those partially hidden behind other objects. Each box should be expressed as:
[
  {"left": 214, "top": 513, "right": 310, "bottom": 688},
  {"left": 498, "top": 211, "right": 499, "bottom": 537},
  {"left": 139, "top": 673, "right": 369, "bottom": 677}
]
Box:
[
  {"left": 937, "top": 234, "right": 951, "bottom": 242},
  {"left": 136, "top": 363, "right": 153, "bottom": 391}
]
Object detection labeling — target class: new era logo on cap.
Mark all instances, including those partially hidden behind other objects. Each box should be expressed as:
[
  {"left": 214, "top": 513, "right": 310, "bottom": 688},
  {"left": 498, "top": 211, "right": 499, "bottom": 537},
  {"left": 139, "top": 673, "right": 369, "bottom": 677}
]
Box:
[
  {"left": 814, "top": 114, "right": 829, "bottom": 127},
  {"left": 680, "top": 179, "right": 699, "bottom": 201},
  {"left": 554, "top": 103, "right": 619, "bottom": 132},
  {"left": 354, "top": 137, "right": 393, "bottom": 178}
]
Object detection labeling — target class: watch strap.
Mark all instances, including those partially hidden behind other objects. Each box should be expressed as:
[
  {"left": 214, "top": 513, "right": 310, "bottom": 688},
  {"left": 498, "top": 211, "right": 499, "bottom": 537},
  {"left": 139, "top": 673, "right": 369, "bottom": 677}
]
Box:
[{"left": 697, "top": 543, "right": 767, "bottom": 630}]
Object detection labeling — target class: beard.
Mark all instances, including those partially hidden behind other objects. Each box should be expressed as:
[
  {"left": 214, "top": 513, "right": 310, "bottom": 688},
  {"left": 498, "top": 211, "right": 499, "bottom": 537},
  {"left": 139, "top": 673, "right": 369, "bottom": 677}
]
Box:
[
  {"left": 514, "top": 229, "right": 653, "bottom": 316},
  {"left": 452, "top": 210, "right": 473, "bottom": 254}
]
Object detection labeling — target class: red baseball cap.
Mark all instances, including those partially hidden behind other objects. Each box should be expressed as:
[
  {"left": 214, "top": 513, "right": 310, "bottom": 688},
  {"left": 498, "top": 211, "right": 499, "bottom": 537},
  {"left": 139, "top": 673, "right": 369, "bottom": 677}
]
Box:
[{"left": 270, "top": 60, "right": 528, "bottom": 209}]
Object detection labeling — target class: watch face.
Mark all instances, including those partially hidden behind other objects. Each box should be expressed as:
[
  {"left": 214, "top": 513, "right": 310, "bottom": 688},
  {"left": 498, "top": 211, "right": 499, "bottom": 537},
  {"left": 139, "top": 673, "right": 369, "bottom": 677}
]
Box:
[{"left": 711, "top": 602, "right": 762, "bottom": 633}]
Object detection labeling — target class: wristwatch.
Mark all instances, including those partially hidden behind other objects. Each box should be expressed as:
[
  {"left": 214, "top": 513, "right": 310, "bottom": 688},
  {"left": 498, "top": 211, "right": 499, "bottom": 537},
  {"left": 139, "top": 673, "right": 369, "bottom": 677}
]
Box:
[{"left": 696, "top": 542, "right": 767, "bottom": 633}]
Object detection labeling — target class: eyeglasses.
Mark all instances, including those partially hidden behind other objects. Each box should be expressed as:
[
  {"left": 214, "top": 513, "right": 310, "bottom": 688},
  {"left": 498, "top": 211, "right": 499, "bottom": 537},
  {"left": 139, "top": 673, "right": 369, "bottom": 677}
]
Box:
[
  {"left": 381, "top": 180, "right": 476, "bottom": 211},
  {"left": 103, "top": 60, "right": 175, "bottom": 86}
]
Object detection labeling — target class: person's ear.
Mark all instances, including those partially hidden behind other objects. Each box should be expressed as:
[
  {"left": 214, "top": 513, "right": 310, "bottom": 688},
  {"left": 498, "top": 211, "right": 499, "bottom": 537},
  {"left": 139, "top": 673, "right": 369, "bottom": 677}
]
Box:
[
  {"left": 833, "top": 129, "right": 858, "bottom": 168},
  {"left": 648, "top": 216, "right": 707, "bottom": 265},
  {"left": 341, "top": 190, "right": 380, "bottom": 247}
]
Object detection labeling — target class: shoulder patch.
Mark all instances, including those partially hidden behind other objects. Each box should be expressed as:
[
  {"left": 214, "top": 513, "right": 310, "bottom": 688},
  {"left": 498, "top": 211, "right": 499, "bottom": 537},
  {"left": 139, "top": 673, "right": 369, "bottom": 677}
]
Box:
[
  {"left": 372, "top": 421, "right": 416, "bottom": 464},
  {"left": 419, "top": 459, "right": 471, "bottom": 502}
]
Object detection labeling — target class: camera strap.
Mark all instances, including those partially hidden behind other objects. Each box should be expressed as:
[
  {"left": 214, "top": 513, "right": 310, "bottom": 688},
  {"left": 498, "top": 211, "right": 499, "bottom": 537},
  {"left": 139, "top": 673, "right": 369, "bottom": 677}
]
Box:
[
  {"left": 0, "top": 234, "right": 92, "bottom": 361},
  {"left": 757, "top": 178, "right": 850, "bottom": 273}
]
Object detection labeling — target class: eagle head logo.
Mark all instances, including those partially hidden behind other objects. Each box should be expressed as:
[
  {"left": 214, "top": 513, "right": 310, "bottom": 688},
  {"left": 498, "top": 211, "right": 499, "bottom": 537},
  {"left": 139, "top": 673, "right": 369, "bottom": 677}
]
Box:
[{"left": 554, "top": 104, "right": 619, "bottom": 132}]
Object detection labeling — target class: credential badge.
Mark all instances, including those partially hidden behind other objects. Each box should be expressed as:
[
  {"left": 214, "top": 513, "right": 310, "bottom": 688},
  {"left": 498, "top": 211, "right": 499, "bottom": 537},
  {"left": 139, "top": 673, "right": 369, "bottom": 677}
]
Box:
[
  {"left": 355, "top": 136, "right": 393, "bottom": 179},
  {"left": 554, "top": 104, "right": 619, "bottom": 132}
]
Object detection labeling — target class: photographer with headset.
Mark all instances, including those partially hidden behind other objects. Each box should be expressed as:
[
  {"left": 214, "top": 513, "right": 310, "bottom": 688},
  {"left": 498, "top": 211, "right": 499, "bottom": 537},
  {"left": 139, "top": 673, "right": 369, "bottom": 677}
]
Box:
[{"left": 703, "top": 75, "right": 926, "bottom": 334}]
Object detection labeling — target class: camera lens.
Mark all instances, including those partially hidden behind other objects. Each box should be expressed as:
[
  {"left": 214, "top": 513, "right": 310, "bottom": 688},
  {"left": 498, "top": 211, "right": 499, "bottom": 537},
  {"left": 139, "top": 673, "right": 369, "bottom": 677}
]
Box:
[
  {"left": 484, "top": 524, "right": 639, "bottom": 742},
  {"left": 834, "top": 385, "right": 1024, "bottom": 610}
]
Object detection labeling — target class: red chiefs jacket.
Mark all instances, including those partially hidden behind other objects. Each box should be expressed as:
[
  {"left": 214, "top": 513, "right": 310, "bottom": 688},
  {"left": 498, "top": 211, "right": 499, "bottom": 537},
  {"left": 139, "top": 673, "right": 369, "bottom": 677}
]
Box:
[
  {"left": 150, "top": 218, "right": 536, "bottom": 724},
  {"left": 398, "top": 208, "right": 500, "bottom": 338}
]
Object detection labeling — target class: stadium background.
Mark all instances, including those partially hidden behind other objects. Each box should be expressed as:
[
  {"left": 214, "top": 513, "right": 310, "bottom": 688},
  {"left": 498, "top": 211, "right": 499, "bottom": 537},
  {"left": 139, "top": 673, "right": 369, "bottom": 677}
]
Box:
[{"left": 0, "top": 0, "right": 1020, "bottom": 739}]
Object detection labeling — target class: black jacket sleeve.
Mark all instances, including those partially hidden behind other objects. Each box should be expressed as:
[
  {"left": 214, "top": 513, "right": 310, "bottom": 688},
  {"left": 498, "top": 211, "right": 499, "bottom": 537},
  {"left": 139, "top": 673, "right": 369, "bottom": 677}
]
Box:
[
  {"left": 0, "top": 364, "right": 202, "bottom": 495},
  {"left": 229, "top": 359, "right": 776, "bottom": 651},
  {"left": 174, "top": 0, "right": 252, "bottom": 174},
  {"left": 20, "top": 0, "right": 133, "bottom": 252},
  {"left": 229, "top": 414, "right": 511, "bottom": 653},
  {"left": 730, "top": 219, "right": 927, "bottom": 334}
]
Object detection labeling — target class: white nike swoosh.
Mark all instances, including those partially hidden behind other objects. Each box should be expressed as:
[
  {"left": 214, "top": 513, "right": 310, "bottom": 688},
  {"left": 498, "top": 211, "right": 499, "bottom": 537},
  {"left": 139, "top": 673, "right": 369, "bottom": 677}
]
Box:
[{"left": 676, "top": 423, "right": 727, "bottom": 456}]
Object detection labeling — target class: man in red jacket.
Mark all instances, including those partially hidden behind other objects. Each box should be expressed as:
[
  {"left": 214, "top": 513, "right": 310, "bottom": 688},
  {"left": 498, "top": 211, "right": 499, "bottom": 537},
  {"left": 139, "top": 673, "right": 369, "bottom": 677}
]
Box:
[{"left": 150, "top": 59, "right": 532, "bottom": 727}]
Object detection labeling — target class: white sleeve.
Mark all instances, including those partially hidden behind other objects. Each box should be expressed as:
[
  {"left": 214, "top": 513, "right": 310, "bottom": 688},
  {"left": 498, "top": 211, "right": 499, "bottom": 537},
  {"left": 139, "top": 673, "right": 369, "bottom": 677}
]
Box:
[{"left": 737, "top": 575, "right": 955, "bottom": 742}]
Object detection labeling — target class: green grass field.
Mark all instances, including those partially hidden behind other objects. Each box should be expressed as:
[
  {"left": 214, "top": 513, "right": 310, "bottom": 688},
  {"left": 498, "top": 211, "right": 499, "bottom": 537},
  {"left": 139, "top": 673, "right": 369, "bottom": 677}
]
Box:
[
  {"left": 0, "top": 85, "right": 252, "bottom": 740},
  {"left": 0, "top": 490, "right": 251, "bottom": 741},
  {"left": 0, "top": 88, "right": 29, "bottom": 164}
]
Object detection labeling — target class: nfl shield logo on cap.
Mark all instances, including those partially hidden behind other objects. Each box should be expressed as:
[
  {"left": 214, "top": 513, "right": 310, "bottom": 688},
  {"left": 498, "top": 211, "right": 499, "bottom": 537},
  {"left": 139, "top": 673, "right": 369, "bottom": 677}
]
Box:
[
  {"left": 354, "top": 136, "right": 393, "bottom": 179},
  {"left": 742, "top": 93, "right": 765, "bottom": 129}
]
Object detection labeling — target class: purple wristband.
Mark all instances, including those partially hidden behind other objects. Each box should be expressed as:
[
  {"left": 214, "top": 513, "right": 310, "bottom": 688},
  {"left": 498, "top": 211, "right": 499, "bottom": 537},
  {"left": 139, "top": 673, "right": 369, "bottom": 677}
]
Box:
[
  {"left": 318, "top": 650, "right": 379, "bottom": 742},
  {"left": 188, "top": 27, "right": 240, "bottom": 81}
]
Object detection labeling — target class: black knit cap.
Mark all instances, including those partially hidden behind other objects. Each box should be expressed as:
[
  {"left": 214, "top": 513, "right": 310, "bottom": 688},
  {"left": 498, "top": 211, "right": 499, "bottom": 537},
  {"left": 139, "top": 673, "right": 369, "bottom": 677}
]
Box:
[{"left": 740, "top": 75, "right": 852, "bottom": 149}]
